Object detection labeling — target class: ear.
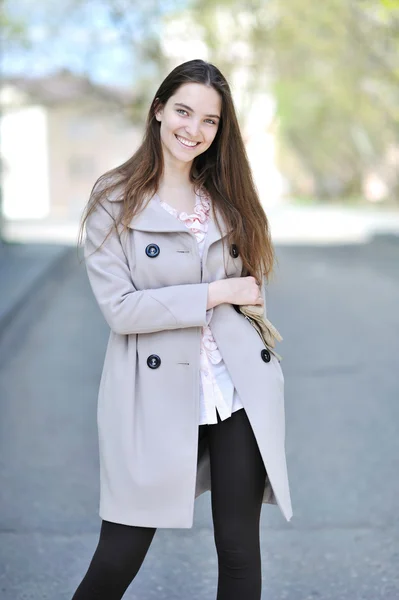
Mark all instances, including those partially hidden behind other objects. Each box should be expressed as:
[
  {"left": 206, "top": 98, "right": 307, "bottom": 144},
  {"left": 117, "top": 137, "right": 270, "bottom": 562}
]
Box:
[{"left": 154, "top": 98, "right": 163, "bottom": 122}]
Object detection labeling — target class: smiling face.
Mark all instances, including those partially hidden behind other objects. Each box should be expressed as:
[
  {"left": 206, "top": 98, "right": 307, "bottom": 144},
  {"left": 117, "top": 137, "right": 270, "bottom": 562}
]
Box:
[{"left": 155, "top": 82, "right": 222, "bottom": 164}]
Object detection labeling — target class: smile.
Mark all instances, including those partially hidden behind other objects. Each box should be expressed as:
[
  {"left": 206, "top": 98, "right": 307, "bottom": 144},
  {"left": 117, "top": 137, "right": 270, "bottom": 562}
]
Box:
[{"left": 175, "top": 134, "right": 200, "bottom": 149}]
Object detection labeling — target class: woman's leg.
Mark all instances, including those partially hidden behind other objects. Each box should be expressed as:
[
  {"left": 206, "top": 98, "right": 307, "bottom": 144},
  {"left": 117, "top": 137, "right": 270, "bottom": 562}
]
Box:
[
  {"left": 71, "top": 520, "right": 156, "bottom": 600},
  {"left": 207, "top": 408, "right": 266, "bottom": 600}
]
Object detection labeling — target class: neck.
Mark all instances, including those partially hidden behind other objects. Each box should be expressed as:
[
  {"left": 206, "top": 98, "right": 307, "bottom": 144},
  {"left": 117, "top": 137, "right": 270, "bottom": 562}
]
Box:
[{"left": 160, "top": 146, "right": 194, "bottom": 192}]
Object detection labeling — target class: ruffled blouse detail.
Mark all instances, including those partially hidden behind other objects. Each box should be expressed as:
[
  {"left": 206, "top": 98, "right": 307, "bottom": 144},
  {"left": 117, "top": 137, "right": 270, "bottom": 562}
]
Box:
[
  {"left": 156, "top": 190, "right": 223, "bottom": 370},
  {"left": 156, "top": 189, "right": 244, "bottom": 424},
  {"left": 157, "top": 192, "right": 210, "bottom": 245}
]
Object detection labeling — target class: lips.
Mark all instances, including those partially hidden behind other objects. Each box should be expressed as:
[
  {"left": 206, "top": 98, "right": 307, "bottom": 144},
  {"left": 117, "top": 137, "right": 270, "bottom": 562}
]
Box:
[{"left": 175, "top": 134, "right": 200, "bottom": 149}]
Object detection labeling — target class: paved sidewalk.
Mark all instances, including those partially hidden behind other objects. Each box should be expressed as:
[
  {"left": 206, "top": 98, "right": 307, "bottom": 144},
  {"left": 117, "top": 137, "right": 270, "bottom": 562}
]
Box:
[
  {"left": 1, "top": 237, "right": 398, "bottom": 599},
  {"left": 0, "top": 242, "right": 73, "bottom": 337},
  {"left": 266, "top": 203, "right": 399, "bottom": 244},
  {"left": 3, "top": 203, "right": 399, "bottom": 245}
]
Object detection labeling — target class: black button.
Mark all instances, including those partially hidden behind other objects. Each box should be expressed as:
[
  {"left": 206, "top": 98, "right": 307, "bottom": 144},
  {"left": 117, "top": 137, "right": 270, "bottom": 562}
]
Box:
[
  {"left": 261, "top": 348, "right": 271, "bottom": 363},
  {"left": 147, "top": 354, "right": 161, "bottom": 369},
  {"left": 145, "top": 244, "right": 160, "bottom": 258},
  {"left": 230, "top": 244, "right": 239, "bottom": 258}
]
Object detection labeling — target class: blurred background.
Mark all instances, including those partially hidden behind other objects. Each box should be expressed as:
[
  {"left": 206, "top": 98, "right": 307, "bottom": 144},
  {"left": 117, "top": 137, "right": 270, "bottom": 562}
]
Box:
[{"left": 0, "top": 1, "right": 398, "bottom": 599}]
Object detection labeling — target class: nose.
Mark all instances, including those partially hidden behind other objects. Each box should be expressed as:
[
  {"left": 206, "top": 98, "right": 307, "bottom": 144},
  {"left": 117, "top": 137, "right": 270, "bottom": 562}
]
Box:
[{"left": 185, "top": 119, "right": 201, "bottom": 139}]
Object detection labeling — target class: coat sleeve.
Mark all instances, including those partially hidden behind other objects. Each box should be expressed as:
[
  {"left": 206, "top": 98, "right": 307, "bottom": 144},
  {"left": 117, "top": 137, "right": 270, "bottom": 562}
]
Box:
[
  {"left": 84, "top": 200, "right": 210, "bottom": 335},
  {"left": 261, "top": 277, "right": 268, "bottom": 319}
]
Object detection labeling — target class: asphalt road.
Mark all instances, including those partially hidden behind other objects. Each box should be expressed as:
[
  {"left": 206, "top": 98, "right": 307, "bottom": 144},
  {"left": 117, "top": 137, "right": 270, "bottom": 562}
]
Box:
[{"left": 0, "top": 238, "right": 398, "bottom": 600}]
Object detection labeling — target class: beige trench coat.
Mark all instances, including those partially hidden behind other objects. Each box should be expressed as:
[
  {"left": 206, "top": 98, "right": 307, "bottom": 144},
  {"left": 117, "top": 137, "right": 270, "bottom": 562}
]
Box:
[{"left": 84, "top": 189, "right": 293, "bottom": 528}]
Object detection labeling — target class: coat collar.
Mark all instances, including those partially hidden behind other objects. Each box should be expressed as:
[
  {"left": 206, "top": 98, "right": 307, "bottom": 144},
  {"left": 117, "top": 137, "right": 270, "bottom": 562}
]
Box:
[{"left": 110, "top": 191, "right": 231, "bottom": 247}]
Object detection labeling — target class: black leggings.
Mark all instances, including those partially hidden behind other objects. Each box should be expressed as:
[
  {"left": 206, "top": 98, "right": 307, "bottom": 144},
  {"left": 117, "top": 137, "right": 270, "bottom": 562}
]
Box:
[{"left": 71, "top": 407, "right": 266, "bottom": 600}]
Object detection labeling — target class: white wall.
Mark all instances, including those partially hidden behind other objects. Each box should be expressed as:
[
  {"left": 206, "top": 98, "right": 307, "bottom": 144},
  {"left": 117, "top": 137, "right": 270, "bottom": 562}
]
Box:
[{"left": 1, "top": 105, "right": 50, "bottom": 219}]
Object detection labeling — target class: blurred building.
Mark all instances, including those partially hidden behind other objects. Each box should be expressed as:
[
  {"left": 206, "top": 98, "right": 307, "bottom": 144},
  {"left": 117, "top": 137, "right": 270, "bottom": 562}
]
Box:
[{"left": 0, "top": 70, "right": 141, "bottom": 222}]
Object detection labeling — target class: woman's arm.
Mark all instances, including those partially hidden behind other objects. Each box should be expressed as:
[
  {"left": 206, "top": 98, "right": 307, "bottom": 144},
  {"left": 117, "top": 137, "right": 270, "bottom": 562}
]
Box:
[
  {"left": 206, "top": 280, "right": 228, "bottom": 310},
  {"left": 84, "top": 201, "right": 227, "bottom": 335}
]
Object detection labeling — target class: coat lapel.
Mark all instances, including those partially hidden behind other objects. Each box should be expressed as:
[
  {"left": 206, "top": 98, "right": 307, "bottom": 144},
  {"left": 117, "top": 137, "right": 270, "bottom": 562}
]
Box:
[
  {"left": 123, "top": 195, "right": 182, "bottom": 233},
  {"left": 120, "top": 194, "right": 231, "bottom": 248},
  {"left": 201, "top": 210, "right": 230, "bottom": 270}
]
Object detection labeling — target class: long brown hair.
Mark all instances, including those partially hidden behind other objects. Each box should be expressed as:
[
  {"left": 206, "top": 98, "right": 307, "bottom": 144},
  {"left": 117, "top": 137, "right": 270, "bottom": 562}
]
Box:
[{"left": 78, "top": 59, "right": 275, "bottom": 281}]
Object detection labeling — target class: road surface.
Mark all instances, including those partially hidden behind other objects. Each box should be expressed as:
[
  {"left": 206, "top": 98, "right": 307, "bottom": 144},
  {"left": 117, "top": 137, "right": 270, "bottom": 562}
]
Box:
[{"left": 0, "top": 238, "right": 398, "bottom": 599}]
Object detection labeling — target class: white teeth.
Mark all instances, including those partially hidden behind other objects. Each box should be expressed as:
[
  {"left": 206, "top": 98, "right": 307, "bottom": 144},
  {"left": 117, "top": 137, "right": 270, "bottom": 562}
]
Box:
[{"left": 176, "top": 135, "right": 199, "bottom": 147}]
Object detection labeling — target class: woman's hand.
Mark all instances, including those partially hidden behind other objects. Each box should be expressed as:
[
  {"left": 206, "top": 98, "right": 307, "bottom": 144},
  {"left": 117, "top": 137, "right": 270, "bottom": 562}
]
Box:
[{"left": 207, "top": 277, "right": 263, "bottom": 310}]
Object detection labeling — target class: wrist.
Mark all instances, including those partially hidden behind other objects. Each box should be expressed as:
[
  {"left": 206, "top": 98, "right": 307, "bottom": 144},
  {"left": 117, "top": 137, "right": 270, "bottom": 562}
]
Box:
[{"left": 207, "top": 280, "right": 228, "bottom": 309}]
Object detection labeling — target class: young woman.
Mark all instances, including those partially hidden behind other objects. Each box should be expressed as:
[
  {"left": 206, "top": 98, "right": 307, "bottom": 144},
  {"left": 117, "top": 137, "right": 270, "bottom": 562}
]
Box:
[{"left": 72, "top": 58, "right": 292, "bottom": 600}]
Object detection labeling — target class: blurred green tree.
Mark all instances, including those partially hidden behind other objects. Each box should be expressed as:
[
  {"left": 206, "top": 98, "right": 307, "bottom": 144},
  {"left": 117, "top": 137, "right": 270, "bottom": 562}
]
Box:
[
  {"left": 0, "top": 11, "right": 29, "bottom": 47},
  {"left": 269, "top": 0, "right": 399, "bottom": 200},
  {"left": 3, "top": 0, "right": 398, "bottom": 202},
  {"left": 189, "top": 0, "right": 399, "bottom": 201}
]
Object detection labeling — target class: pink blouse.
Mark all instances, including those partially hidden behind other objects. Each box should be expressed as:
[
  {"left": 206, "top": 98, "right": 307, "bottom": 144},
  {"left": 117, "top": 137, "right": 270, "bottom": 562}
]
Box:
[{"left": 155, "top": 189, "right": 244, "bottom": 425}]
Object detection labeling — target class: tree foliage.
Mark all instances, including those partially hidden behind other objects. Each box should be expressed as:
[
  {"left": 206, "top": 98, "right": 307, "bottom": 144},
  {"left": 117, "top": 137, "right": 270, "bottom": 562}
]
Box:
[
  {"left": 188, "top": 0, "right": 399, "bottom": 200},
  {"left": 3, "top": 0, "right": 399, "bottom": 200}
]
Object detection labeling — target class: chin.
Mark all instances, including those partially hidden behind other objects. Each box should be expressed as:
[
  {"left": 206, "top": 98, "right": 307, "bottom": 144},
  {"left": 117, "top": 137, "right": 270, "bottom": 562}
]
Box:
[{"left": 173, "top": 147, "right": 202, "bottom": 163}]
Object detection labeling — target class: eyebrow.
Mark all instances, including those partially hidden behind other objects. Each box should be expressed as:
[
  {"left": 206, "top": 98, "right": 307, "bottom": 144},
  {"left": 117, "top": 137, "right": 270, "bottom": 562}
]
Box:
[{"left": 174, "top": 102, "right": 220, "bottom": 120}]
